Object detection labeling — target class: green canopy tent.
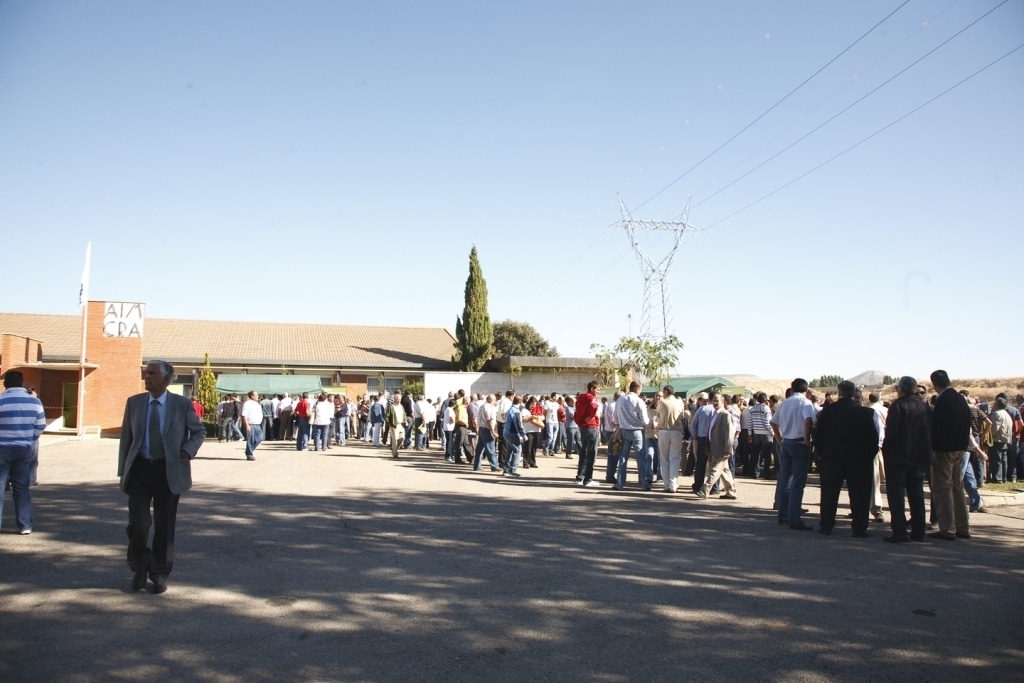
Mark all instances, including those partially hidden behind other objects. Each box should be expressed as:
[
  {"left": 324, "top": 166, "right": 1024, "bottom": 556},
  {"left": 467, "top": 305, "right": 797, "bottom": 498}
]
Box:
[{"left": 214, "top": 374, "right": 323, "bottom": 396}]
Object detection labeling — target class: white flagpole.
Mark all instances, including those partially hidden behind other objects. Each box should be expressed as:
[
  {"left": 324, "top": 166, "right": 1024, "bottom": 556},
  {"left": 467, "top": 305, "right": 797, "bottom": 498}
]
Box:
[{"left": 77, "top": 242, "right": 91, "bottom": 440}]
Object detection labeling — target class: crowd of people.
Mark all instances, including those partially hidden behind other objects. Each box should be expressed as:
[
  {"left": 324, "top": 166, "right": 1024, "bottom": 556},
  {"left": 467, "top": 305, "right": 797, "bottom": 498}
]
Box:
[
  {"left": 3, "top": 363, "right": 1022, "bottom": 594},
  {"left": 204, "top": 373, "right": 1022, "bottom": 544}
]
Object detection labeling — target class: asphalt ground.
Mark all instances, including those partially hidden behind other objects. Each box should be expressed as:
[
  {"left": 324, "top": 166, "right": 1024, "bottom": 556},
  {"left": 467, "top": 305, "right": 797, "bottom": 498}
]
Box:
[{"left": 2, "top": 435, "right": 1022, "bottom": 683}]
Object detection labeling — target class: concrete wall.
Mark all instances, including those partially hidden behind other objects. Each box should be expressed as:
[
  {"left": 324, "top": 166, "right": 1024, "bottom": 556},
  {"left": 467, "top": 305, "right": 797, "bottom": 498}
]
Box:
[{"left": 424, "top": 370, "right": 598, "bottom": 399}]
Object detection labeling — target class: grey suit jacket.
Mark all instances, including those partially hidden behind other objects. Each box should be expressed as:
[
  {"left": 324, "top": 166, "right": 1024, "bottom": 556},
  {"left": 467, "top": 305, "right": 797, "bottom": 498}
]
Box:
[
  {"left": 118, "top": 391, "right": 206, "bottom": 495},
  {"left": 709, "top": 408, "right": 735, "bottom": 457}
]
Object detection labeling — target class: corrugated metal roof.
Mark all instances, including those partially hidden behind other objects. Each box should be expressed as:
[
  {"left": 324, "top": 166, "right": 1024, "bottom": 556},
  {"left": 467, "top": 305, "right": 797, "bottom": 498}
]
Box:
[{"left": 0, "top": 312, "right": 456, "bottom": 369}]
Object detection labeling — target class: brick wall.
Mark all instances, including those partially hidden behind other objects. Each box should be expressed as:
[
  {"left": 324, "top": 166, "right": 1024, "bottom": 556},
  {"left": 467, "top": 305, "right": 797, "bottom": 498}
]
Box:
[{"left": 83, "top": 301, "right": 144, "bottom": 436}]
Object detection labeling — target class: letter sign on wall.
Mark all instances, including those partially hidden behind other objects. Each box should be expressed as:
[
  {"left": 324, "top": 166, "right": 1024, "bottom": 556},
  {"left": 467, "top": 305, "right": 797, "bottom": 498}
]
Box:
[{"left": 103, "top": 302, "right": 145, "bottom": 338}]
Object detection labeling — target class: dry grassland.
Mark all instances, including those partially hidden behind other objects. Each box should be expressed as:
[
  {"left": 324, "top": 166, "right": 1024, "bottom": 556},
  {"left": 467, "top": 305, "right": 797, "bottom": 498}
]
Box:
[{"left": 725, "top": 376, "right": 1024, "bottom": 403}]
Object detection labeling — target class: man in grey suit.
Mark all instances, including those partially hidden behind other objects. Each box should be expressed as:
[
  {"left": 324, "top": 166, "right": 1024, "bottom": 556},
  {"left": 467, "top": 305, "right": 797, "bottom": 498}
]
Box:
[
  {"left": 697, "top": 393, "right": 738, "bottom": 500},
  {"left": 118, "top": 360, "right": 206, "bottom": 594}
]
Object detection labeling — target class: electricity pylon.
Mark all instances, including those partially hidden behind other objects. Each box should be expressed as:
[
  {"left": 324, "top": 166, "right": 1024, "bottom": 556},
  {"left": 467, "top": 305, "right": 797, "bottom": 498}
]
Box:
[{"left": 616, "top": 194, "right": 701, "bottom": 341}]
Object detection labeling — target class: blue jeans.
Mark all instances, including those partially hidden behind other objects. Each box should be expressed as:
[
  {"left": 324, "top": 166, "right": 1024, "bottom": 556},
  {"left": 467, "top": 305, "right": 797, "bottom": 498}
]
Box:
[
  {"left": 777, "top": 440, "right": 811, "bottom": 525},
  {"left": 544, "top": 420, "right": 559, "bottom": 454},
  {"left": 312, "top": 424, "right": 329, "bottom": 451},
  {"left": 963, "top": 452, "right": 983, "bottom": 511},
  {"left": 245, "top": 425, "right": 264, "bottom": 459},
  {"left": 0, "top": 444, "right": 34, "bottom": 532},
  {"left": 473, "top": 428, "right": 498, "bottom": 470},
  {"left": 296, "top": 417, "right": 311, "bottom": 450},
  {"left": 503, "top": 436, "right": 522, "bottom": 474},
  {"left": 340, "top": 417, "right": 349, "bottom": 445},
  {"left": 646, "top": 437, "right": 660, "bottom": 480},
  {"left": 565, "top": 425, "right": 581, "bottom": 456},
  {"left": 616, "top": 428, "right": 649, "bottom": 489}
]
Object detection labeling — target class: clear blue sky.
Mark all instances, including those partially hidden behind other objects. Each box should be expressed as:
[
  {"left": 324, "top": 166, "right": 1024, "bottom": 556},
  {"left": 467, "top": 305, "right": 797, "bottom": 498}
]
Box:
[{"left": 1, "top": 1, "right": 1021, "bottom": 380}]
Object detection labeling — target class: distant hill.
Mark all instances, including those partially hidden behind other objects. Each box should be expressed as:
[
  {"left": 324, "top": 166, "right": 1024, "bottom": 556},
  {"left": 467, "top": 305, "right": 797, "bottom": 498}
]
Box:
[{"left": 848, "top": 370, "right": 888, "bottom": 386}]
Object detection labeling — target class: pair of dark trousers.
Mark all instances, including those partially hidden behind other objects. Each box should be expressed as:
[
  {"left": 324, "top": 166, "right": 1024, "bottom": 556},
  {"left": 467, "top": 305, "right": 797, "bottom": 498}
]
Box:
[
  {"left": 452, "top": 425, "right": 472, "bottom": 462},
  {"left": 691, "top": 437, "right": 711, "bottom": 492},
  {"left": 819, "top": 456, "right": 873, "bottom": 534},
  {"left": 885, "top": 463, "right": 926, "bottom": 541},
  {"left": 577, "top": 427, "right": 599, "bottom": 482},
  {"left": 126, "top": 458, "right": 180, "bottom": 580},
  {"left": 749, "top": 434, "right": 772, "bottom": 477}
]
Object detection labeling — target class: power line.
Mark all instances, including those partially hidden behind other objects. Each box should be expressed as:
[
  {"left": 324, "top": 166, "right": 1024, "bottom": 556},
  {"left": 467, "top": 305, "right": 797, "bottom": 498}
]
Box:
[
  {"left": 705, "top": 41, "right": 1024, "bottom": 229},
  {"left": 695, "top": 0, "right": 1010, "bottom": 209},
  {"left": 631, "top": 0, "right": 912, "bottom": 214}
]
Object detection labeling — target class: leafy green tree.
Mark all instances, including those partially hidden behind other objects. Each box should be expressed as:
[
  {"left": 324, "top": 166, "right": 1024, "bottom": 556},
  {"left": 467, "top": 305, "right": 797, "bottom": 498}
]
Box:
[
  {"left": 882, "top": 374, "right": 896, "bottom": 385},
  {"left": 491, "top": 320, "right": 558, "bottom": 358},
  {"left": 591, "top": 335, "right": 683, "bottom": 390},
  {"left": 818, "top": 374, "right": 844, "bottom": 388},
  {"left": 590, "top": 344, "right": 628, "bottom": 392},
  {"left": 401, "top": 379, "right": 425, "bottom": 397},
  {"left": 452, "top": 246, "right": 493, "bottom": 371},
  {"left": 196, "top": 353, "right": 218, "bottom": 424}
]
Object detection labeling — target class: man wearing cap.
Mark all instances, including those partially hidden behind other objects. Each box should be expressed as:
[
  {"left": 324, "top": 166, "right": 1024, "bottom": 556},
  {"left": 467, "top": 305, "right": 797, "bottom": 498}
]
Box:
[{"left": 118, "top": 361, "right": 206, "bottom": 593}]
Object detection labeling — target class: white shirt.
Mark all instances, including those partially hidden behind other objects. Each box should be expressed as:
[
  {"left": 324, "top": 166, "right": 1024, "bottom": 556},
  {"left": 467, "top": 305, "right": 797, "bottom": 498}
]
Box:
[
  {"left": 241, "top": 398, "right": 263, "bottom": 425},
  {"left": 771, "top": 393, "right": 817, "bottom": 439},
  {"left": 612, "top": 393, "right": 649, "bottom": 431},
  {"left": 312, "top": 400, "right": 334, "bottom": 426},
  {"left": 544, "top": 400, "right": 560, "bottom": 424},
  {"left": 478, "top": 402, "right": 497, "bottom": 432}
]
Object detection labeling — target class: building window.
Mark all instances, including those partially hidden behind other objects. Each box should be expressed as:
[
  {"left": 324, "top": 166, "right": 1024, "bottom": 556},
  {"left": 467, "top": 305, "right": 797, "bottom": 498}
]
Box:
[{"left": 366, "top": 377, "right": 404, "bottom": 395}]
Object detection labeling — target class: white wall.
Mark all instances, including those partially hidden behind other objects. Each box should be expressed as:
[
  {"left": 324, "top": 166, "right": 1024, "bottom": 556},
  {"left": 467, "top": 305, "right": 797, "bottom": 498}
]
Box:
[{"left": 424, "top": 370, "right": 598, "bottom": 399}]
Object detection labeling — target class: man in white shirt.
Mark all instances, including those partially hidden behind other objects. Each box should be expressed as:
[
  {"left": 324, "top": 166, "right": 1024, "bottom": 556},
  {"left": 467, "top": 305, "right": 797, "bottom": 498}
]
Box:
[
  {"left": 240, "top": 391, "right": 264, "bottom": 461},
  {"left": 543, "top": 393, "right": 561, "bottom": 456},
  {"left": 770, "top": 379, "right": 818, "bottom": 530},
  {"left": 868, "top": 392, "right": 888, "bottom": 522},
  {"left": 473, "top": 394, "right": 500, "bottom": 471}
]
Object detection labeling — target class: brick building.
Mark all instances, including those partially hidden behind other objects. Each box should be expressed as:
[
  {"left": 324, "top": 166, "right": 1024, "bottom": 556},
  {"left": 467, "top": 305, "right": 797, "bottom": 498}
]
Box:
[{"left": 0, "top": 305, "right": 456, "bottom": 435}]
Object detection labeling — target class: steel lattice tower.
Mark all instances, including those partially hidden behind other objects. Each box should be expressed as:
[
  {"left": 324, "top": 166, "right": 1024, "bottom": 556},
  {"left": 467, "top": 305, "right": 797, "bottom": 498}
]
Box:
[{"left": 616, "top": 194, "right": 701, "bottom": 341}]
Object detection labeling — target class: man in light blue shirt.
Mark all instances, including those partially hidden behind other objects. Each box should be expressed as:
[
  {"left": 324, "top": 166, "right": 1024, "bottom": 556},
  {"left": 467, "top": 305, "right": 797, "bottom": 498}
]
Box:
[
  {"left": 689, "top": 392, "right": 717, "bottom": 494},
  {"left": 611, "top": 381, "right": 651, "bottom": 490}
]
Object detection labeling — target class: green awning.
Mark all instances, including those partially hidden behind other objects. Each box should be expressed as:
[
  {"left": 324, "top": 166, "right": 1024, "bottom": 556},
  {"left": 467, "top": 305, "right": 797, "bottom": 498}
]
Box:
[{"left": 215, "top": 374, "right": 323, "bottom": 396}]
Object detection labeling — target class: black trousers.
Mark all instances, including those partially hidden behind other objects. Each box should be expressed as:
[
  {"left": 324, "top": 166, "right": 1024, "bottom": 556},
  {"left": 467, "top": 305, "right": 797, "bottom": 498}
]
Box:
[
  {"left": 819, "top": 456, "right": 873, "bottom": 534},
  {"left": 885, "top": 463, "right": 927, "bottom": 541},
  {"left": 126, "top": 458, "right": 180, "bottom": 579}
]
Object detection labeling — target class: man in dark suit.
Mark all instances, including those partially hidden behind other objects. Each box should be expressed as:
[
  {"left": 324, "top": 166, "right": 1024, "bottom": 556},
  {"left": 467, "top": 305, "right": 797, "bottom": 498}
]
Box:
[
  {"left": 118, "top": 360, "right": 206, "bottom": 594},
  {"left": 881, "top": 376, "right": 932, "bottom": 544},
  {"left": 816, "top": 381, "right": 881, "bottom": 537}
]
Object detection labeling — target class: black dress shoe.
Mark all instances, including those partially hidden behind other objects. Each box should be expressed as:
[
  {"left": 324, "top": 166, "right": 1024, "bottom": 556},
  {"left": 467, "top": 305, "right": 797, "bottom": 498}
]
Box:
[
  {"left": 777, "top": 518, "right": 788, "bottom": 525},
  {"left": 789, "top": 522, "right": 814, "bottom": 531},
  {"left": 852, "top": 531, "right": 871, "bottom": 538},
  {"left": 151, "top": 575, "right": 168, "bottom": 594},
  {"left": 928, "top": 531, "right": 956, "bottom": 541},
  {"left": 131, "top": 568, "right": 147, "bottom": 591},
  {"left": 818, "top": 527, "right": 832, "bottom": 535},
  {"left": 883, "top": 534, "right": 909, "bottom": 544}
]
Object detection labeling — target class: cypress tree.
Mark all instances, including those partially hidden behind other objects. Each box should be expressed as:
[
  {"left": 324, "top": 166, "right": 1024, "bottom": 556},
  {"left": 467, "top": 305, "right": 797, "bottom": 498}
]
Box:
[
  {"left": 452, "top": 246, "right": 493, "bottom": 371},
  {"left": 196, "top": 353, "right": 218, "bottom": 424}
]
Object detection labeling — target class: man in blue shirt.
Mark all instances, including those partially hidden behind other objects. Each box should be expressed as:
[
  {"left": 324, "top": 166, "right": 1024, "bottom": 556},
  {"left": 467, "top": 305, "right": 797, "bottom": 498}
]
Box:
[
  {"left": 689, "top": 392, "right": 715, "bottom": 494},
  {"left": 0, "top": 370, "right": 45, "bottom": 535}
]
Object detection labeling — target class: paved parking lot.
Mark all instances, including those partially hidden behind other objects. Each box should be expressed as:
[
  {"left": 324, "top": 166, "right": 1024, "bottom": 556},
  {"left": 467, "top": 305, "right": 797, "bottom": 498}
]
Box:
[{"left": 2, "top": 435, "right": 1022, "bottom": 682}]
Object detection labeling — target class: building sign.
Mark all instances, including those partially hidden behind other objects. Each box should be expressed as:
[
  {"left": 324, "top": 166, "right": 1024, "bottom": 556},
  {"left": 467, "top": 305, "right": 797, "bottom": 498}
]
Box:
[{"left": 103, "top": 302, "right": 144, "bottom": 338}]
